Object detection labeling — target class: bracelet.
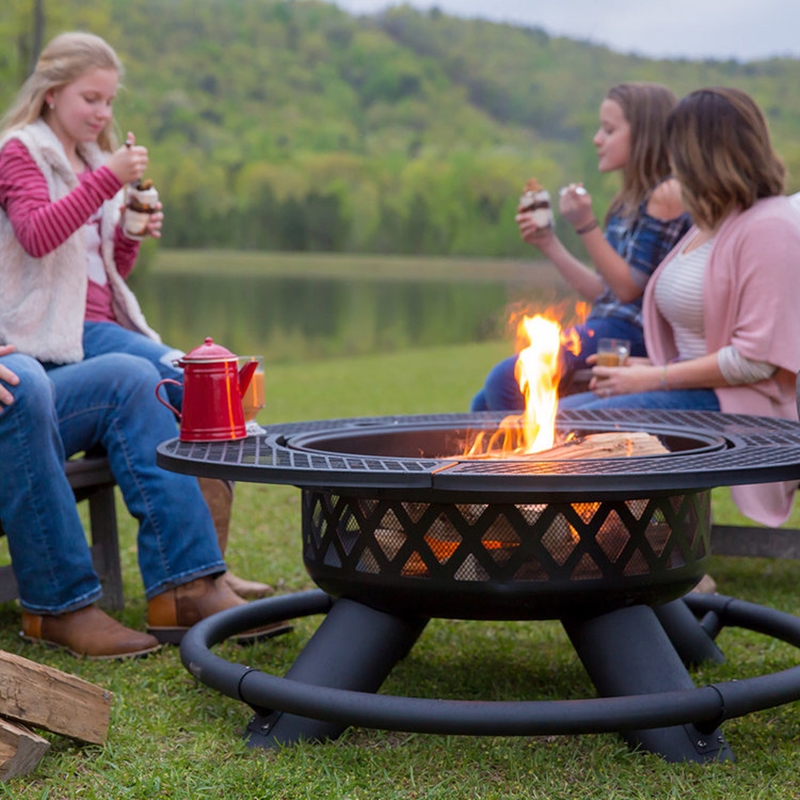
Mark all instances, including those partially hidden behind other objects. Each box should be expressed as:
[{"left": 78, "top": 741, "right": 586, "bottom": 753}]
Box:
[
  {"left": 575, "top": 218, "right": 599, "bottom": 235},
  {"left": 660, "top": 365, "right": 669, "bottom": 391}
]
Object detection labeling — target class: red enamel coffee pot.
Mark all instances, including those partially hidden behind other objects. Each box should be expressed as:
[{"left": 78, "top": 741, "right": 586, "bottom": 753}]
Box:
[{"left": 155, "top": 337, "right": 258, "bottom": 441}]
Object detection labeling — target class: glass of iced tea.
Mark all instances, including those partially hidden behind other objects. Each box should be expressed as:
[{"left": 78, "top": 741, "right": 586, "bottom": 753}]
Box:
[
  {"left": 595, "top": 338, "right": 631, "bottom": 367},
  {"left": 238, "top": 355, "right": 266, "bottom": 435}
]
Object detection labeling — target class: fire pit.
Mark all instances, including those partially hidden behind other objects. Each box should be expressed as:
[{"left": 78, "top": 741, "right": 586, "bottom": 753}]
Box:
[{"left": 158, "top": 409, "right": 800, "bottom": 763}]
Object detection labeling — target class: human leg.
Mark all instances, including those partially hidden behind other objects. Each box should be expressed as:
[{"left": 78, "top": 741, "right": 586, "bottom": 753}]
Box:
[
  {"left": 470, "top": 355, "right": 523, "bottom": 412},
  {"left": 0, "top": 354, "right": 102, "bottom": 613},
  {"left": 558, "top": 388, "right": 720, "bottom": 412},
  {"left": 0, "top": 353, "right": 159, "bottom": 657},
  {"left": 83, "top": 323, "right": 265, "bottom": 597},
  {"left": 82, "top": 321, "right": 185, "bottom": 407},
  {"left": 470, "top": 315, "right": 646, "bottom": 412},
  {"left": 49, "top": 353, "right": 225, "bottom": 597},
  {"left": 50, "top": 353, "right": 287, "bottom": 642},
  {"left": 199, "top": 477, "right": 273, "bottom": 599}
]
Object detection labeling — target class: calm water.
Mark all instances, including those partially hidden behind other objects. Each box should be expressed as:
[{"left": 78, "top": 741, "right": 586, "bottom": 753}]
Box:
[{"left": 132, "top": 272, "right": 559, "bottom": 363}]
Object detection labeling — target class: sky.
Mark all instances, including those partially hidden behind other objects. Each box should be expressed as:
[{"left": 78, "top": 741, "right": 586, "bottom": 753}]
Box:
[{"left": 331, "top": 0, "right": 800, "bottom": 62}]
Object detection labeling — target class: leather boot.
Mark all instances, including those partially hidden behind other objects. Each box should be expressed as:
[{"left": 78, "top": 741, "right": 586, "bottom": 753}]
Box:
[
  {"left": 21, "top": 605, "right": 161, "bottom": 660},
  {"left": 198, "top": 477, "right": 274, "bottom": 600},
  {"left": 146, "top": 576, "right": 292, "bottom": 645}
]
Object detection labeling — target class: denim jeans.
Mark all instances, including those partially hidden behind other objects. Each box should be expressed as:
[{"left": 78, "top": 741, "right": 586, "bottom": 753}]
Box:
[
  {"left": 83, "top": 321, "right": 185, "bottom": 409},
  {"left": 0, "top": 352, "right": 224, "bottom": 614},
  {"left": 558, "top": 387, "right": 720, "bottom": 412},
  {"left": 471, "top": 316, "right": 646, "bottom": 412}
]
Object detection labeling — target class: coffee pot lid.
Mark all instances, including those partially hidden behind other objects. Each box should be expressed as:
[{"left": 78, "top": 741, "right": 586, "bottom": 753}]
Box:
[{"left": 181, "top": 337, "right": 237, "bottom": 362}]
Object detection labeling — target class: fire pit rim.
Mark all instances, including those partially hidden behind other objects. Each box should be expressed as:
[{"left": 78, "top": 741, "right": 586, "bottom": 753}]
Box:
[{"left": 156, "top": 409, "right": 800, "bottom": 499}]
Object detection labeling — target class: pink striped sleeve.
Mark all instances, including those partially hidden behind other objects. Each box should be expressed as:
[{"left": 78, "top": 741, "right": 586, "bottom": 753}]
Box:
[
  {"left": 0, "top": 139, "right": 123, "bottom": 258},
  {"left": 114, "top": 225, "right": 140, "bottom": 279}
]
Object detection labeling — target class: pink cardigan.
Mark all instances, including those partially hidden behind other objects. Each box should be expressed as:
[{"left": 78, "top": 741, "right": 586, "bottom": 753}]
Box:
[{"left": 643, "top": 197, "right": 800, "bottom": 526}]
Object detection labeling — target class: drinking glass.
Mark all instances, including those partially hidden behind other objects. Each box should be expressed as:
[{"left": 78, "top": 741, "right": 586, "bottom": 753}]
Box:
[
  {"left": 238, "top": 355, "right": 266, "bottom": 435},
  {"left": 595, "top": 338, "right": 630, "bottom": 367}
]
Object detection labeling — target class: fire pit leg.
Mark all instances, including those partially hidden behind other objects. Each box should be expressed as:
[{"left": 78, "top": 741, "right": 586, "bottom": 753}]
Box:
[
  {"left": 562, "top": 605, "right": 735, "bottom": 763},
  {"left": 654, "top": 599, "right": 725, "bottom": 668},
  {"left": 245, "top": 598, "right": 428, "bottom": 749}
]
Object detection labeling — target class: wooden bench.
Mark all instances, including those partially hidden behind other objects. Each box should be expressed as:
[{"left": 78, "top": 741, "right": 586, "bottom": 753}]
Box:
[
  {"left": 0, "top": 455, "right": 124, "bottom": 610},
  {"left": 704, "top": 373, "right": 800, "bottom": 560}
]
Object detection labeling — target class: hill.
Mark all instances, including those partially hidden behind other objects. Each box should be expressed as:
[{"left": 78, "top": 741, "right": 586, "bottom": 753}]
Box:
[{"left": 2, "top": 0, "right": 799, "bottom": 255}]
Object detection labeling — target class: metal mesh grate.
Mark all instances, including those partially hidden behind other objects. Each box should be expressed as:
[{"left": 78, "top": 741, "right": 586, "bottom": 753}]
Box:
[{"left": 157, "top": 410, "right": 800, "bottom": 497}]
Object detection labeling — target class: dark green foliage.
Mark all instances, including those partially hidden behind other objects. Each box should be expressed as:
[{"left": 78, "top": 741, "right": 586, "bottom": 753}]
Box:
[{"left": 2, "top": 0, "right": 800, "bottom": 255}]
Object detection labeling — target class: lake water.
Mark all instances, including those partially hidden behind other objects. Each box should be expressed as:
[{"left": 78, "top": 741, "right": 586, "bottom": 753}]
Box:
[{"left": 132, "top": 267, "right": 568, "bottom": 363}]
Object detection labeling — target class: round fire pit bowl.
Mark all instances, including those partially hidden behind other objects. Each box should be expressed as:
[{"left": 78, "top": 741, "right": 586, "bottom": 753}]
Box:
[{"left": 157, "top": 409, "right": 800, "bottom": 620}]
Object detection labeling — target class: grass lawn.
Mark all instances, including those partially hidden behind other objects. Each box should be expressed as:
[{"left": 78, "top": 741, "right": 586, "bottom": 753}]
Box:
[{"left": 2, "top": 340, "right": 800, "bottom": 798}]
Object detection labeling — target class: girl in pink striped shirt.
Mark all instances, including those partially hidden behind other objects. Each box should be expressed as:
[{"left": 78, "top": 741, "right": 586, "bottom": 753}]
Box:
[{"left": 0, "top": 31, "right": 273, "bottom": 602}]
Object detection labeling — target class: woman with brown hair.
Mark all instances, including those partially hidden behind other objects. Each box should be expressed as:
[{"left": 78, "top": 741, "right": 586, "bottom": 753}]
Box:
[
  {"left": 560, "top": 87, "right": 800, "bottom": 525},
  {"left": 472, "top": 82, "right": 691, "bottom": 410}
]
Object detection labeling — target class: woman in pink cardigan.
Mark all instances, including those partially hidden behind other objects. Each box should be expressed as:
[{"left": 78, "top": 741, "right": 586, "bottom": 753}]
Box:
[{"left": 559, "top": 88, "right": 800, "bottom": 526}]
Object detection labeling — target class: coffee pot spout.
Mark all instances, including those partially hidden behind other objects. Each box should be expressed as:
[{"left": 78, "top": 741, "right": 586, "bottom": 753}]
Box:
[{"left": 238, "top": 359, "right": 258, "bottom": 396}]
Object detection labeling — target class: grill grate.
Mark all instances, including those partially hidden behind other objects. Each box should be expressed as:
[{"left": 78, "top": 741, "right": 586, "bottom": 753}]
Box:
[{"left": 158, "top": 410, "right": 800, "bottom": 498}]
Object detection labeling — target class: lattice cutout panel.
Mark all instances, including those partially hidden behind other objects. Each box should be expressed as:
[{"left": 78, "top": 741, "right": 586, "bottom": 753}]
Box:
[{"left": 302, "top": 490, "right": 711, "bottom": 590}]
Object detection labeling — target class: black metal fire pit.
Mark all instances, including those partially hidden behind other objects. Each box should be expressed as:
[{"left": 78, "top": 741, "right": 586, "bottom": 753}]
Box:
[{"left": 158, "top": 409, "right": 800, "bottom": 763}]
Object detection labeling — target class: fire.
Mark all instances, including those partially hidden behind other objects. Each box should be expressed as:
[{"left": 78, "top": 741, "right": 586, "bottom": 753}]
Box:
[
  {"left": 466, "top": 312, "right": 574, "bottom": 457},
  {"left": 515, "top": 315, "right": 562, "bottom": 452}
]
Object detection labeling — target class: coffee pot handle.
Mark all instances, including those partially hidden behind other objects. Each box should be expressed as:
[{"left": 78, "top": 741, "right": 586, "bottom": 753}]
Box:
[{"left": 155, "top": 379, "right": 182, "bottom": 419}]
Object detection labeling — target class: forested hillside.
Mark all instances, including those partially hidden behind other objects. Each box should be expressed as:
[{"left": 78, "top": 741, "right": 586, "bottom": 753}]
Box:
[{"left": 2, "top": 0, "right": 800, "bottom": 255}]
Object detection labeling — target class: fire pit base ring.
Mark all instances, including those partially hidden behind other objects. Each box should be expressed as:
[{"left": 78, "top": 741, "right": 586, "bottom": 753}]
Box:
[{"left": 180, "top": 590, "right": 800, "bottom": 764}]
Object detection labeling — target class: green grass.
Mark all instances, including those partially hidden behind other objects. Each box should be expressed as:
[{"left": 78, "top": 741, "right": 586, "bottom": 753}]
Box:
[{"left": 3, "top": 340, "right": 800, "bottom": 798}]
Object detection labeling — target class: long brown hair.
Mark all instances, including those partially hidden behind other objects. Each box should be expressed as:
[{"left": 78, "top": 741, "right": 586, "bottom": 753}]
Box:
[
  {"left": 606, "top": 82, "right": 678, "bottom": 219},
  {"left": 0, "top": 31, "right": 123, "bottom": 151},
  {"left": 666, "top": 87, "right": 785, "bottom": 228}
]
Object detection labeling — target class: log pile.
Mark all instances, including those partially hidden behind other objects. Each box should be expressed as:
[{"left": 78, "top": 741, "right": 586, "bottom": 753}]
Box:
[{"left": 0, "top": 651, "right": 112, "bottom": 781}]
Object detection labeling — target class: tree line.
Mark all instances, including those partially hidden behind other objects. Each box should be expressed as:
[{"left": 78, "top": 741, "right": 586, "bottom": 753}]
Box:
[{"left": 2, "top": 0, "right": 800, "bottom": 256}]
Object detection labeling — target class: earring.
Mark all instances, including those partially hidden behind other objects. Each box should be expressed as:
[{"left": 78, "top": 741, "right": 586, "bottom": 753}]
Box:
[{"left": 48, "top": 103, "right": 55, "bottom": 110}]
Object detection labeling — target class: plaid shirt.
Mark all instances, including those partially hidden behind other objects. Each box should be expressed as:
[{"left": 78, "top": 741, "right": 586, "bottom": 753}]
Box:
[{"left": 590, "top": 203, "right": 692, "bottom": 327}]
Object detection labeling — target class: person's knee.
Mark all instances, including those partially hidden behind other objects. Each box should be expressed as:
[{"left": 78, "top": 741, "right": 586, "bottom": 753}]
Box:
[
  {"left": 93, "top": 353, "right": 162, "bottom": 392},
  {"left": 0, "top": 354, "right": 53, "bottom": 417}
]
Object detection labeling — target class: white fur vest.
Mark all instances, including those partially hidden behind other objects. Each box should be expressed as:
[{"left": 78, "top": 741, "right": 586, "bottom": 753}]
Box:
[{"left": 0, "top": 119, "right": 160, "bottom": 363}]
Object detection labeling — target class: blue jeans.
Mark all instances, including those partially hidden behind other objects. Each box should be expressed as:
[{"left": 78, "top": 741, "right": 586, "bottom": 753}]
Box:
[
  {"left": 471, "top": 316, "right": 646, "bottom": 412},
  {"left": 83, "top": 321, "right": 185, "bottom": 409},
  {"left": 0, "top": 352, "right": 224, "bottom": 614},
  {"left": 558, "top": 387, "right": 720, "bottom": 412}
]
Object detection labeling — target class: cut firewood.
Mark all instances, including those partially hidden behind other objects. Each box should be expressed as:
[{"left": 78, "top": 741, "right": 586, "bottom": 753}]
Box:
[
  {"left": 0, "top": 652, "right": 112, "bottom": 745},
  {"left": 536, "top": 431, "right": 669, "bottom": 460},
  {"left": 0, "top": 717, "right": 50, "bottom": 781},
  {"left": 466, "top": 430, "right": 669, "bottom": 461}
]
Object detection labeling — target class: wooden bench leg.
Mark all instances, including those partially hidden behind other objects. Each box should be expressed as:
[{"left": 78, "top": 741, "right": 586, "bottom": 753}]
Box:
[{"left": 87, "top": 487, "right": 124, "bottom": 611}]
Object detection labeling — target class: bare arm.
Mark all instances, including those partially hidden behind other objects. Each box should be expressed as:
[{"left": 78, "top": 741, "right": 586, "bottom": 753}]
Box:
[
  {"left": 515, "top": 215, "right": 604, "bottom": 301},
  {"left": 560, "top": 180, "right": 686, "bottom": 304},
  {"left": 589, "top": 352, "right": 729, "bottom": 397}
]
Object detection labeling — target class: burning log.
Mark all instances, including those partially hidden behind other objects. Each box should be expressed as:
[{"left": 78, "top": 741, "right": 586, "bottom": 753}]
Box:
[
  {"left": 537, "top": 431, "right": 669, "bottom": 461},
  {"left": 468, "top": 431, "right": 668, "bottom": 461}
]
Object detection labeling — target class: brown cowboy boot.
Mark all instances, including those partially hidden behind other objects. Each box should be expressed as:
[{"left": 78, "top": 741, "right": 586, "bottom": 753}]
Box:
[
  {"left": 198, "top": 477, "right": 274, "bottom": 599},
  {"left": 146, "top": 575, "right": 292, "bottom": 645},
  {"left": 21, "top": 605, "right": 161, "bottom": 660}
]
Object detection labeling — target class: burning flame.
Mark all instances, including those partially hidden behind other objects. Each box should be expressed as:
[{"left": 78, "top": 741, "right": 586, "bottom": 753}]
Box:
[
  {"left": 514, "top": 315, "right": 562, "bottom": 452},
  {"left": 467, "top": 312, "right": 577, "bottom": 457}
]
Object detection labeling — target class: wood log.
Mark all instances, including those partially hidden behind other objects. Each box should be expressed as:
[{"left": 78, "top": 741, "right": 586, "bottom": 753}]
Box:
[
  {"left": 0, "top": 652, "right": 112, "bottom": 745},
  {"left": 537, "top": 431, "right": 669, "bottom": 460},
  {"left": 0, "top": 717, "right": 49, "bottom": 781}
]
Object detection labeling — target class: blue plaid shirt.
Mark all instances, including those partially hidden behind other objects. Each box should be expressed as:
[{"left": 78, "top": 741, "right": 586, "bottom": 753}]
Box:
[{"left": 590, "top": 203, "right": 692, "bottom": 327}]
